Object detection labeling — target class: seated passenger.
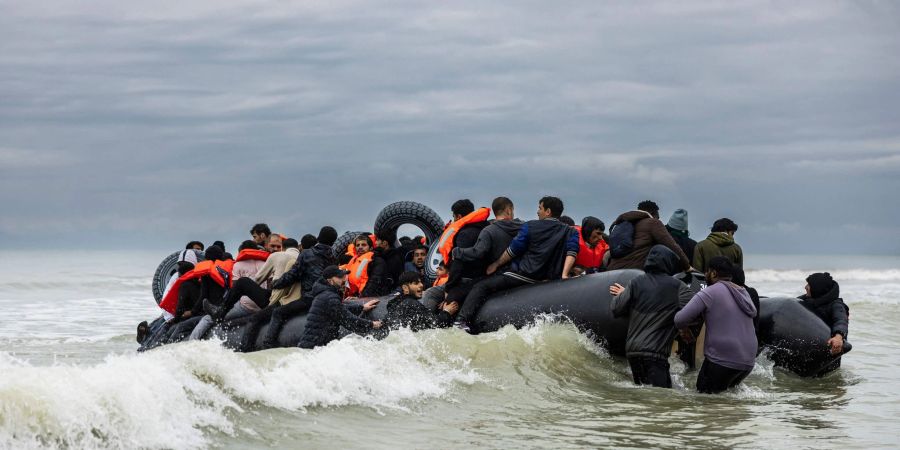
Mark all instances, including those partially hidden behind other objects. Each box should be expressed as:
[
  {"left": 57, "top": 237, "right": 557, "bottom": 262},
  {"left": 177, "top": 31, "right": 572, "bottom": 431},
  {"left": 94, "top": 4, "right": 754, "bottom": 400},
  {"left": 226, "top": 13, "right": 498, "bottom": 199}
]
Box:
[
  {"left": 404, "top": 244, "right": 428, "bottom": 278},
  {"left": 675, "top": 257, "right": 757, "bottom": 394},
  {"left": 451, "top": 196, "right": 523, "bottom": 277},
  {"left": 441, "top": 199, "right": 490, "bottom": 308},
  {"left": 266, "top": 234, "right": 283, "bottom": 253},
  {"left": 345, "top": 234, "right": 375, "bottom": 296},
  {"left": 186, "top": 241, "right": 205, "bottom": 251},
  {"left": 799, "top": 272, "right": 849, "bottom": 356},
  {"left": 574, "top": 216, "right": 609, "bottom": 273},
  {"left": 250, "top": 223, "right": 271, "bottom": 248},
  {"left": 607, "top": 200, "right": 692, "bottom": 272},
  {"left": 559, "top": 215, "right": 576, "bottom": 226},
  {"left": 665, "top": 209, "right": 696, "bottom": 263},
  {"left": 693, "top": 218, "right": 743, "bottom": 273},
  {"left": 386, "top": 272, "right": 458, "bottom": 331},
  {"left": 609, "top": 245, "right": 693, "bottom": 388},
  {"left": 455, "top": 196, "right": 579, "bottom": 332},
  {"left": 362, "top": 229, "right": 405, "bottom": 297},
  {"left": 298, "top": 266, "right": 382, "bottom": 349},
  {"left": 300, "top": 233, "right": 317, "bottom": 251}
]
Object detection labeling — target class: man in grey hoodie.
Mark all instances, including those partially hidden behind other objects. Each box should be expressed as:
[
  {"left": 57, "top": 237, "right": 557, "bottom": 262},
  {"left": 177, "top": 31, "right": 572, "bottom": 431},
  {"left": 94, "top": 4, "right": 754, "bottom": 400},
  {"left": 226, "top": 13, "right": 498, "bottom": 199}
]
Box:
[
  {"left": 451, "top": 196, "right": 523, "bottom": 271},
  {"left": 675, "top": 256, "right": 758, "bottom": 394}
]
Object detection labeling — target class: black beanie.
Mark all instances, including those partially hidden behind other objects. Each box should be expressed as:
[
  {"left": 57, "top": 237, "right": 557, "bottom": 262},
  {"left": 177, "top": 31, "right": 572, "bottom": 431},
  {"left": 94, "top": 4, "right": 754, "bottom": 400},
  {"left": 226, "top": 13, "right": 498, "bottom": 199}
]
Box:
[
  {"left": 317, "top": 226, "right": 338, "bottom": 246},
  {"left": 204, "top": 245, "right": 225, "bottom": 261},
  {"left": 806, "top": 272, "right": 834, "bottom": 298}
]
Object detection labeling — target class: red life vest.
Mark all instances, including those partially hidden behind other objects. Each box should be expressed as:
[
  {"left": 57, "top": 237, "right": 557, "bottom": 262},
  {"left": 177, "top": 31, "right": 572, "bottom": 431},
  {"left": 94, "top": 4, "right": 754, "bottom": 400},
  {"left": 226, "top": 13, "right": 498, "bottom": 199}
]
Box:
[
  {"left": 437, "top": 207, "right": 491, "bottom": 264},
  {"left": 235, "top": 248, "right": 270, "bottom": 262},
  {"left": 573, "top": 226, "right": 609, "bottom": 270},
  {"left": 344, "top": 251, "right": 374, "bottom": 296},
  {"left": 159, "top": 259, "right": 235, "bottom": 314}
]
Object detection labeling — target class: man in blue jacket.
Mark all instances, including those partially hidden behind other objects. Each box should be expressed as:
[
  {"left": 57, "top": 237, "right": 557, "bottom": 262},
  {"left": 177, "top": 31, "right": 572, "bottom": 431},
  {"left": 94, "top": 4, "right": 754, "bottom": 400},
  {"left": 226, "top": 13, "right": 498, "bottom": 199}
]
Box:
[{"left": 454, "top": 196, "right": 579, "bottom": 333}]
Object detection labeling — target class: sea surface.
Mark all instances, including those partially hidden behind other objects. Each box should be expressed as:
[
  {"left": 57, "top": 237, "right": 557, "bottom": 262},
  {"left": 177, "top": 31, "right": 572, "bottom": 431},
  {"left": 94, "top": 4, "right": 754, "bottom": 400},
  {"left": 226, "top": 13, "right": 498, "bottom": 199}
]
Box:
[{"left": 0, "top": 251, "right": 898, "bottom": 449}]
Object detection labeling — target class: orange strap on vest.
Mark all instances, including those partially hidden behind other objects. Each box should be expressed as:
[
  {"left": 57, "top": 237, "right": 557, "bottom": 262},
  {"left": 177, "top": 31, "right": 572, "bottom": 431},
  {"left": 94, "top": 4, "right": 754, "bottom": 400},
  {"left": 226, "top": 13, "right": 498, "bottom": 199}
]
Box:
[
  {"left": 236, "top": 248, "right": 270, "bottom": 262},
  {"left": 159, "top": 259, "right": 235, "bottom": 314},
  {"left": 437, "top": 207, "right": 490, "bottom": 264}
]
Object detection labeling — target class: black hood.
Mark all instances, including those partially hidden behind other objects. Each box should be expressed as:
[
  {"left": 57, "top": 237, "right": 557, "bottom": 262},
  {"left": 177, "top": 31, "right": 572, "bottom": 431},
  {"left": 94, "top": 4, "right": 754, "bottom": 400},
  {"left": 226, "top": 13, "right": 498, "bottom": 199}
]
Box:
[
  {"left": 492, "top": 218, "right": 523, "bottom": 236},
  {"left": 312, "top": 243, "right": 333, "bottom": 258},
  {"left": 801, "top": 281, "right": 841, "bottom": 308},
  {"left": 643, "top": 245, "right": 680, "bottom": 275}
]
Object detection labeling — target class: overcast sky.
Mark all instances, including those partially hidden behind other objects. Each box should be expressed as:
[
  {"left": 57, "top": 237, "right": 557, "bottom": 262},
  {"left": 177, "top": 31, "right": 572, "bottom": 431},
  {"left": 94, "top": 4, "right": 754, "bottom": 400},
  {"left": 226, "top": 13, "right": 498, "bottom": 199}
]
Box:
[{"left": 1, "top": 0, "right": 898, "bottom": 255}]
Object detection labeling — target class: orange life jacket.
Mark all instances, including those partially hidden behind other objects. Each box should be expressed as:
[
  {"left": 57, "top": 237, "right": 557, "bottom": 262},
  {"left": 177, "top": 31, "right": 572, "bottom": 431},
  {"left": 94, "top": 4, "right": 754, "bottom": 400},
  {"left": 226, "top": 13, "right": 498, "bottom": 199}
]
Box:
[
  {"left": 346, "top": 234, "right": 377, "bottom": 258},
  {"left": 235, "top": 248, "right": 270, "bottom": 262},
  {"left": 436, "top": 207, "right": 491, "bottom": 264},
  {"left": 344, "top": 251, "right": 374, "bottom": 296},
  {"left": 159, "top": 259, "right": 235, "bottom": 314},
  {"left": 573, "top": 226, "right": 609, "bottom": 270},
  {"left": 433, "top": 273, "right": 448, "bottom": 287}
]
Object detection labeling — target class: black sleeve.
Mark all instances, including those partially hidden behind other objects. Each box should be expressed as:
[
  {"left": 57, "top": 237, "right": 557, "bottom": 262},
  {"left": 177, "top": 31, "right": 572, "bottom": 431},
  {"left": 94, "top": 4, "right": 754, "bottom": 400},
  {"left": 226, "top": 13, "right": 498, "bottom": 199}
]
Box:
[
  {"left": 830, "top": 299, "right": 849, "bottom": 338},
  {"left": 362, "top": 257, "right": 387, "bottom": 297},
  {"left": 338, "top": 300, "right": 374, "bottom": 334},
  {"left": 747, "top": 287, "right": 761, "bottom": 335},
  {"left": 273, "top": 253, "right": 304, "bottom": 289}
]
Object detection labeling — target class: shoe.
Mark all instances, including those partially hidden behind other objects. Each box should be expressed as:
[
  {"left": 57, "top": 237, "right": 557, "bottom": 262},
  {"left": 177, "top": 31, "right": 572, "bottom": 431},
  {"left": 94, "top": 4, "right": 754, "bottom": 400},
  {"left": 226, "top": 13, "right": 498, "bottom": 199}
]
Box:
[
  {"left": 454, "top": 320, "right": 473, "bottom": 334},
  {"left": 136, "top": 321, "right": 149, "bottom": 344}
]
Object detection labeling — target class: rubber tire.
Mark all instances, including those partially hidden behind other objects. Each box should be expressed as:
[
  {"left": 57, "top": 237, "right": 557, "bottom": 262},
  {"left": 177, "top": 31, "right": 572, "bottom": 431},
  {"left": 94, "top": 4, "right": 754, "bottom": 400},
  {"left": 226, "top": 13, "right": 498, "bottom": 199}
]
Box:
[
  {"left": 373, "top": 201, "right": 445, "bottom": 245},
  {"left": 152, "top": 250, "right": 204, "bottom": 304},
  {"left": 332, "top": 231, "right": 369, "bottom": 259}
]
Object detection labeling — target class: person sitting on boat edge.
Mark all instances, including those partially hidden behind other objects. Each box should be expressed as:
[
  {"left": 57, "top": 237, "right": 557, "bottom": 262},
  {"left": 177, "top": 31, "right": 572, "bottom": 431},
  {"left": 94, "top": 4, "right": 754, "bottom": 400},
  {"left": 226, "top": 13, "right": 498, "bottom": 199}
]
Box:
[
  {"left": 454, "top": 196, "right": 579, "bottom": 333},
  {"left": 451, "top": 196, "right": 523, "bottom": 279},
  {"left": 574, "top": 216, "right": 608, "bottom": 274},
  {"left": 404, "top": 244, "right": 428, "bottom": 278},
  {"left": 442, "top": 198, "right": 490, "bottom": 312},
  {"left": 363, "top": 228, "right": 405, "bottom": 297},
  {"left": 609, "top": 245, "right": 694, "bottom": 388},
  {"left": 675, "top": 257, "right": 757, "bottom": 394},
  {"left": 800, "top": 272, "right": 848, "bottom": 356},
  {"left": 298, "top": 266, "right": 382, "bottom": 349},
  {"left": 607, "top": 200, "right": 692, "bottom": 273},
  {"left": 386, "top": 272, "right": 458, "bottom": 331},
  {"left": 250, "top": 223, "right": 271, "bottom": 248}
]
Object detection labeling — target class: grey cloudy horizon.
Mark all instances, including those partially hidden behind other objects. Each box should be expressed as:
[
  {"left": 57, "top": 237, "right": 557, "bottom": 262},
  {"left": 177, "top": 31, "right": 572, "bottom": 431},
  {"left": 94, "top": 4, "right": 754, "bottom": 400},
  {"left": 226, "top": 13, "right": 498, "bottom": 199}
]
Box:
[{"left": 1, "top": 0, "right": 899, "bottom": 255}]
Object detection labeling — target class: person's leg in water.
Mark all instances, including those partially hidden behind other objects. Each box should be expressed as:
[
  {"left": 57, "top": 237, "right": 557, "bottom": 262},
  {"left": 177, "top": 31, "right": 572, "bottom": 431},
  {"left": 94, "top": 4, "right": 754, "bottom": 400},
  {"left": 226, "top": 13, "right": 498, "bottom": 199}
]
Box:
[
  {"left": 696, "top": 359, "right": 750, "bottom": 394},
  {"left": 637, "top": 357, "right": 672, "bottom": 388},
  {"left": 261, "top": 299, "right": 311, "bottom": 349},
  {"left": 455, "top": 274, "right": 528, "bottom": 332}
]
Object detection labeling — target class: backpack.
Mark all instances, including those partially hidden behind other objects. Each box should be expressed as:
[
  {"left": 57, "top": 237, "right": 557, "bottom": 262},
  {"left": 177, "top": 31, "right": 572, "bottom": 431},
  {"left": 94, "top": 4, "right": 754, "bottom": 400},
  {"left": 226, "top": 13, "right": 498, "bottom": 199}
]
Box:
[{"left": 608, "top": 221, "right": 635, "bottom": 259}]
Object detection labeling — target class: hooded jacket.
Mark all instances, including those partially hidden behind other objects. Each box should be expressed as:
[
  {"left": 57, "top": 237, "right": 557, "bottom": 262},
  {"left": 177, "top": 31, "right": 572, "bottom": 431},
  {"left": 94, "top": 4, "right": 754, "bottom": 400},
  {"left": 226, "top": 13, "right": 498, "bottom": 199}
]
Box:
[
  {"left": 675, "top": 280, "right": 758, "bottom": 371},
  {"left": 666, "top": 225, "right": 697, "bottom": 266},
  {"left": 607, "top": 211, "right": 691, "bottom": 272},
  {"left": 253, "top": 247, "right": 302, "bottom": 305},
  {"left": 798, "top": 282, "right": 849, "bottom": 339},
  {"left": 504, "top": 218, "right": 579, "bottom": 283},
  {"left": 693, "top": 232, "right": 743, "bottom": 273},
  {"left": 610, "top": 245, "right": 694, "bottom": 359},
  {"left": 362, "top": 246, "right": 405, "bottom": 297},
  {"left": 385, "top": 294, "right": 453, "bottom": 331},
  {"left": 272, "top": 243, "right": 335, "bottom": 299},
  {"left": 298, "top": 279, "right": 374, "bottom": 349},
  {"left": 452, "top": 219, "right": 524, "bottom": 267}
]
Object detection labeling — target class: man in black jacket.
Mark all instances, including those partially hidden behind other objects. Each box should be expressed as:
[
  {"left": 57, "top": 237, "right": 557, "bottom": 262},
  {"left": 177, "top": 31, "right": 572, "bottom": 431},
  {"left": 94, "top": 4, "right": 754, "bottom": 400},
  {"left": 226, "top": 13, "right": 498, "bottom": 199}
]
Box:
[
  {"left": 609, "top": 245, "right": 694, "bottom": 388},
  {"left": 455, "top": 196, "right": 579, "bottom": 333},
  {"left": 363, "top": 229, "right": 405, "bottom": 297},
  {"left": 386, "top": 272, "right": 458, "bottom": 331},
  {"left": 241, "top": 226, "right": 337, "bottom": 350},
  {"left": 800, "top": 272, "right": 849, "bottom": 356},
  {"left": 298, "top": 266, "right": 382, "bottom": 349}
]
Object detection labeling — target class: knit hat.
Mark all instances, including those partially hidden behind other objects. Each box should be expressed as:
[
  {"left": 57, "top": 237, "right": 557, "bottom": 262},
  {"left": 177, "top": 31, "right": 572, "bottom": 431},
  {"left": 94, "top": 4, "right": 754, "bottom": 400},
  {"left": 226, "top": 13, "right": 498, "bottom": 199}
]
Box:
[
  {"left": 806, "top": 272, "right": 835, "bottom": 298},
  {"left": 317, "top": 226, "right": 338, "bottom": 246},
  {"left": 667, "top": 209, "right": 689, "bottom": 232}
]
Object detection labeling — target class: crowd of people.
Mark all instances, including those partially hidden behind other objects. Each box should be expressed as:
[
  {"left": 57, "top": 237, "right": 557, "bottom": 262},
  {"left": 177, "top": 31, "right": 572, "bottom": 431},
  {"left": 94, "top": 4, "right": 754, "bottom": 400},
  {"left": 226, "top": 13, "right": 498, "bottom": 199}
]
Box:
[{"left": 138, "top": 197, "right": 850, "bottom": 394}]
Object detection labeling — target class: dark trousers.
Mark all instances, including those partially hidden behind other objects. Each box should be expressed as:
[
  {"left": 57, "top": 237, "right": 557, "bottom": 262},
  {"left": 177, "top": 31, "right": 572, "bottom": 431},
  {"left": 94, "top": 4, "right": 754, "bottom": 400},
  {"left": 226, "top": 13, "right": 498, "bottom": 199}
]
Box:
[
  {"left": 445, "top": 278, "right": 480, "bottom": 305},
  {"left": 221, "top": 278, "right": 271, "bottom": 314},
  {"left": 457, "top": 274, "right": 529, "bottom": 323},
  {"left": 240, "top": 298, "right": 311, "bottom": 351},
  {"left": 696, "top": 359, "right": 751, "bottom": 394},
  {"left": 628, "top": 356, "right": 672, "bottom": 388}
]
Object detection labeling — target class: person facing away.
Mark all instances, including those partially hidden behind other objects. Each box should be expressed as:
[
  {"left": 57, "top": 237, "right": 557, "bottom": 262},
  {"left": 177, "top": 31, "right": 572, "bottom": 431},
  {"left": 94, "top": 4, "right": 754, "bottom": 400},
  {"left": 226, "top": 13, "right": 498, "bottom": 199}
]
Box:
[
  {"left": 298, "top": 266, "right": 382, "bottom": 349},
  {"left": 574, "top": 216, "right": 609, "bottom": 274},
  {"left": 404, "top": 244, "right": 428, "bottom": 278},
  {"left": 609, "top": 245, "right": 694, "bottom": 388},
  {"left": 250, "top": 223, "right": 271, "bottom": 248},
  {"left": 385, "top": 272, "right": 458, "bottom": 331},
  {"left": 665, "top": 209, "right": 696, "bottom": 264},
  {"left": 693, "top": 218, "right": 743, "bottom": 273},
  {"left": 607, "top": 200, "right": 692, "bottom": 272},
  {"left": 799, "top": 272, "right": 849, "bottom": 356},
  {"left": 675, "top": 257, "right": 758, "bottom": 394},
  {"left": 731, "top": 266, "right": 761, "bottom": 348},
  {"left": 362, "top": 229, "right": 405, "bottom": 297},
  {"left": 455, "top": 196, "right": 579, "bottom": 333},
  {"left": 300, "top": 234, "right": 317, "bottom": 251},
  {"left": 442, "top": 198, "right": 490, "bottom": 307},
  {"left": 451, "top": 196, "right": 523, "bottom": 273}
]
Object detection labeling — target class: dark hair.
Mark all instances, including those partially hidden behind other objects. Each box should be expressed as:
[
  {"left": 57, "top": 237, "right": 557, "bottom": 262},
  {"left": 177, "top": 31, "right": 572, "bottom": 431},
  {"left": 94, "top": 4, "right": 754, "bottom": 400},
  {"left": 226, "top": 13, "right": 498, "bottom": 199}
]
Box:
[
  {"left": 204, "top": 245, "right": 225, "bottom": 261},
  {"left": 282, "top": 238, "right": 299, "bottom": 249},
  {"left": 413, "top": 244, "right": 428, "bottom": 253},
  {"left": 177, "top": 261, "right": 195, "bottom": 276},
  {"left": 238, "top": 240, "right": 257, "bottom": 251},
  {"left": 213, "top": 241, "right": 226, "bottom": 251},
  {"left": 354, "top": 234, "right": 372, "bottom": 245},
  {"left": 491, "top": 197, "right": 514, "bottom": 216},
  {"left": 581, "top": 216, "right": 605, "bottom": 240},
  {"left": 707, "top": 256, "right": 734, "bottom": 278},
  {"left": 712, "top": 218, "right": 739, "bottom": 233},
  {"left": 300, "top": 234, "right": 317, "bottom": 250},
  {"left": 637, "top": 200, "right": 660, "bottom": 218},
  {"left": 559, "top": 215, "right": 575, "bottom": 226},
  {"left": 185, "top": 241, "right": 204, "bottom": 250},
  {"left": 317, "top": 226, "right": 338, "bottom": 246},
  {"left": 398, "top": 271, "right": 422, "bottom": 286},
  {"left": 539, "top": 196, "right": 564, "bottom": 218},
  {"left": 250, "top": 223, "right": 271, "bottom": 236},
  {"left": 378, "top": 228, "right": 397, "bottom": 247},
  {"left": 732, "top": 265, "right": 746, "bottom": 286},
  {"left": 451, "top": 199, "right": 475, "bottom": 218}
]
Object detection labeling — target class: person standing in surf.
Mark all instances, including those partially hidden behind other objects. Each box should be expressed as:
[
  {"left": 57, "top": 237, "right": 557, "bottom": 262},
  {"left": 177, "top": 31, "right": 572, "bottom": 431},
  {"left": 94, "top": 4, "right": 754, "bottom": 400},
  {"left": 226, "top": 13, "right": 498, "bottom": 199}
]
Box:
[
  {"left": 693, "top": 218, "right": 742, "bottom": 273},
  {"left": 799, "top": 272, "right": 849, "bottom": 356},
  {"left": 609, "top": 245, "right": 695, "bottom": 388},
  {"left": 675, "top": 257, "right": 758, "bottom": 394}
]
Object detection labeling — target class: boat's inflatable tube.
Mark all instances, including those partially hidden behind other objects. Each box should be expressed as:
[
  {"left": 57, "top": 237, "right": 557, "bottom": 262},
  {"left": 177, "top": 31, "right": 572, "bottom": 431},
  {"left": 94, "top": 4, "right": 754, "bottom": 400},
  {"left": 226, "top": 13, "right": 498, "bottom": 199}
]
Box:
[
  {"left": 152, "top": 250, "right": 204, "bottom": 303},
  {"left": 158, "top": 270, "right": 848, "bottom": 377}
]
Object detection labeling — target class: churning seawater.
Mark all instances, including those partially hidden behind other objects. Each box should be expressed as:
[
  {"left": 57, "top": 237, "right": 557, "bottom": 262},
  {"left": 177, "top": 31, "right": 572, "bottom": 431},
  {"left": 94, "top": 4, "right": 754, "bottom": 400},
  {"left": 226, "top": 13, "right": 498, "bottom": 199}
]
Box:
[{"left": 1, "top": 251, "right": 898, "bottom": 449}]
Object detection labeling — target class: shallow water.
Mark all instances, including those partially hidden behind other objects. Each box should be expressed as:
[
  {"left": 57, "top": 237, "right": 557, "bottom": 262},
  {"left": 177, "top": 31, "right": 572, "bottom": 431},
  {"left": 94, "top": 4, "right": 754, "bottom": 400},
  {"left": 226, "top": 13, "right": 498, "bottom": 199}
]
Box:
[{"left": 0, "top": 251, "right": 898, "bottom": 449}]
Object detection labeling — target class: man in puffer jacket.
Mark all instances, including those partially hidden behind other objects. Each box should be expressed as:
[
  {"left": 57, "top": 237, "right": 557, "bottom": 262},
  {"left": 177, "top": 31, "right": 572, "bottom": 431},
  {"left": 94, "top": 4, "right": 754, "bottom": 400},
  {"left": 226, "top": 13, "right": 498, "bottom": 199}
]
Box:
[
  {"left": 693, "top": 218, "right": 743, "bottom": 272},
  {"left": 799, "top": 272, "right": 849, "bottom": 356},
  {"left": 298, "top": 266, "right": 382, "bottom": 349},
  {"left": 609, "top": 245, "right": 694, "bottom": 388}
]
